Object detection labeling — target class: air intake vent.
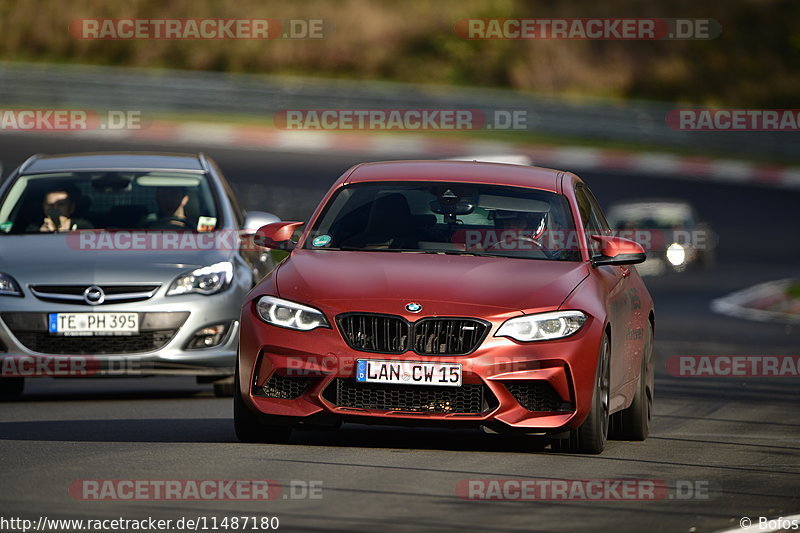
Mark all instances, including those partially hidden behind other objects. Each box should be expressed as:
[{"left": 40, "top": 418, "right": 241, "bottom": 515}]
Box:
[
  {"left": 324, "top": 379, "right": 494, "bottom": 414},
  {"left": 504, "top": 381, "right": 572, "bottom": 412}
]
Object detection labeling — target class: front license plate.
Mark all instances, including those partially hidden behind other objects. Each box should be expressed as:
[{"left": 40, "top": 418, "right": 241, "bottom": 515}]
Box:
[
  {"left": 48, "top": 313, "right": 139, "bottom": 336},
  {"left": 356, "top": 360, "right": 462, "bottom": 387}
]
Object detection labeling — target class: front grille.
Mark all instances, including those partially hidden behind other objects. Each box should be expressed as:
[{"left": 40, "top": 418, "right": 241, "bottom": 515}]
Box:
[
  {"left": 255, "top": 375, "right": 309, "bottom": 399},
  {"left": 324, "top": 378, "right": 493, "bottom": 414},
  {"left": 29, "top": 284, "right": 160, "bottom": 305},
  {"left": 338, "top": 314, "right": 408, "bottom": 353},
  {"left": 413, "top": 318, "right": 489, "bottom": 355},
  {"left": 1, "top": 312, "right": 188, "bottom": 355},
  {"left": 12, "top": 330, "right": 177, "bottom": 355},
  {"left": 337, "top": 313, "right": 488, "bottom": 355},
  {"left": 504, "top": 381, "right": 572, "bottom": 412}
]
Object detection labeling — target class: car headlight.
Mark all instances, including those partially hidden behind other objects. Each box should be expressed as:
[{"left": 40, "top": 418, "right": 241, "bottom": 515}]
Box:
[
  {"left": 666, "top": 243, "right": 686, "bottom": 266},
  {"left": 0, "top": 272, "right": 22, "bottom": 297},
  {"left": 255, "top": 295, "right": 329, "bottom": 331},
  {"left": 167, "top": 261, "right": 233, "bottom": 296},
  {"left": 496, "top": 310, "right": 587, "bottom": 342}
]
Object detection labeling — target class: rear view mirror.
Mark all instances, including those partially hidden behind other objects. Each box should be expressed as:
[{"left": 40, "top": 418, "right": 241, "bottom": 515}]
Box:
[
  {"left": 254, "top": 221, "right": 305, "bottom": 250},
  {"left": 91, "top": 174, "right": 132, "bottom": 192},
  {"left": 429, "top": 201, "right": 474, "bottom": 216},
  {"left": 590, "top": 235, "right": 646, "bottom": 267}
]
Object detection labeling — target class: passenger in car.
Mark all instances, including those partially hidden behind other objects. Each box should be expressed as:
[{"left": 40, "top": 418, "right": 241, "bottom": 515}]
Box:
[{"left": 32, "top": 186, "right": 94, "bottom": 232}]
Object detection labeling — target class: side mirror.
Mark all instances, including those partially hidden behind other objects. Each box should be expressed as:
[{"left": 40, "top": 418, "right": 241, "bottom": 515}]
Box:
[
  {"left": 590, "top": 235, "right": 646, "bottom": 267},
  {"left": 242, "top": 211, "right": 280, "bottom": 234},
  {"left": 254, "top": 221, "right": 305, "bottom": 250}
]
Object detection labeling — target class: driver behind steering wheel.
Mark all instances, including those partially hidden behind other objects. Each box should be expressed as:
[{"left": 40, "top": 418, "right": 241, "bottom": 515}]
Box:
[
  {"left": 146, "top": 186, "right": 192, "bottom": 229},
  {"left": 496, "top": 210, "right": 547, "bottom": 247}
]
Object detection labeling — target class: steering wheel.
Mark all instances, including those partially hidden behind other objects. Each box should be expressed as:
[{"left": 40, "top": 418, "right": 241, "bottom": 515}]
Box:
[{"left": 156, "top": 217, "right": 190, "bottom": 228}]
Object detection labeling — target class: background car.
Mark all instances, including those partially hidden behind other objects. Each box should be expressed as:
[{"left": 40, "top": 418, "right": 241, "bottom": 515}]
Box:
[
  {"left": 0, "top": 152, "right": 279, "bottom": 398},
  {"left": 605, "top": 198, "right": 717, "bottom": 276},
  {"left": 236, "top": 160, "right": 655, "bottom": 454}
]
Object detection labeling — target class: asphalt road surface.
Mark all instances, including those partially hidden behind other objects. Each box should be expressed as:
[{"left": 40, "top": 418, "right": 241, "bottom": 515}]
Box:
[{"left": 0, "top": 133, "right": 798, "bottom": 533}]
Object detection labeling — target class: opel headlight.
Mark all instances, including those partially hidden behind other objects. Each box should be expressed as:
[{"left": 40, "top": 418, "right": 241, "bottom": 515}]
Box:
[
  {"left": 0, "top": 272, "right": 22, "bottom": 297},
  {"left": 666, "top": 243, "right": 686, "bottom": 266},
  {"left": 255, "top": 295, "right": 329, "bottom": 331},
  {"left": 496, "top": 310, "right": 587, "bottom": 342},
  {"left": 167, "top": 261, "right": 233, "bottom": 296}
]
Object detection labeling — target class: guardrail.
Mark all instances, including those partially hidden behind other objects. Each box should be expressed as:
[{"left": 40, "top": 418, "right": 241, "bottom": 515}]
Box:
[{"left": 0, "top": 61, "right": 794, "bottom": 161}]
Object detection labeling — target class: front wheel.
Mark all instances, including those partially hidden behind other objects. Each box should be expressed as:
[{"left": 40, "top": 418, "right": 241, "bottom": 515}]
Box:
[
  {"left": 233, "top": 361, "right": 292, "bottom": 444},
  {"left": 552, "top": 334, "right": 610, "bottom": 454}
]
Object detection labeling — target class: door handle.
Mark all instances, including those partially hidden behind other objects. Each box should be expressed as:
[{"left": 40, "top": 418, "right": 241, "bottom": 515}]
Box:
[{"left": 620, "top": 267, "right": 631, "bottom": 278}]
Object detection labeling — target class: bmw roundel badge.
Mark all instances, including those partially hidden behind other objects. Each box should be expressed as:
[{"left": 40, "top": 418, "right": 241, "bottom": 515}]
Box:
[{"left": 405, "top": 302, "right": 422, "bottom": 313}]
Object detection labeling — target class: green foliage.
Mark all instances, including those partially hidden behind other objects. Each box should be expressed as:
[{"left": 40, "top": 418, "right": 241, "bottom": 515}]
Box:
[{"left": 0, "top": 0, "right": 794, "bottom": 105}]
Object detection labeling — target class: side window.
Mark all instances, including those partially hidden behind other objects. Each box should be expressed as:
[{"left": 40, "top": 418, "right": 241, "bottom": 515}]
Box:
[
  {"left": 575, "top": 185, "right": 604, "bottom": 254},
  {"left": 212, "top": 165, "right": 244, "bottom": 227},
  {"left": 584, "top": 186, "right": 611, "bottom": 234}
]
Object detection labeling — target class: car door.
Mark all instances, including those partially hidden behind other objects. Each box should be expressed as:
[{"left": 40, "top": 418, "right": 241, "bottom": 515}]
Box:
[{"left": 575, "top": 184, "right": 634, "bottom": 404}]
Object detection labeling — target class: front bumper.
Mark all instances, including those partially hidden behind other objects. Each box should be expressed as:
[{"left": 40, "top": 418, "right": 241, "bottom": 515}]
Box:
[
  {"left": 0, "top": 293, "right": 244, "bottom": 378},
  {"left": 239, "top": 309, "right": 605, "bottom": 433}
]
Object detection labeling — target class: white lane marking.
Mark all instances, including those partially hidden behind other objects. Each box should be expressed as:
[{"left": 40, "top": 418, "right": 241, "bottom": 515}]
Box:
[
  {"left": 551, "top": 147, "right": 601, "bottom": 168},
  {"left": 709, "top": 160, "right": 756, "bottom": 183},
  {"left": 710, "top": 278, "right": 800, "bottom": 324},
  {"left": 176, "top": 122, "right": 237, "bottom": 145},
  {"left": 367, "top": 134, "right": 426, "bottom": 155},
  {"left": 781, "top": 169, "right": 800, "bottom": 188},
  {"left": 633, "top": 152, "right": 681, "bottom": 175},
  {"left": 271, "top": 130, "right": 335, "bottom": 151}
]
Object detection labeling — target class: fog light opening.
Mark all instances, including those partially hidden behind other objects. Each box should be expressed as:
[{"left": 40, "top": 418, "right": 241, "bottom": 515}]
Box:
[{"left": 187, "top": 324, "right": 228, "bottom": 349}]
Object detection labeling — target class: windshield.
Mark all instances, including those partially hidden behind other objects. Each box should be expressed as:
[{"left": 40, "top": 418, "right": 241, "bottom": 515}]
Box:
[
  {"left": 305, "top": 181, "right": 581, "bottom": 261},
  {"left": 0, "top": 171, "right": 221, "bottom": 234}
]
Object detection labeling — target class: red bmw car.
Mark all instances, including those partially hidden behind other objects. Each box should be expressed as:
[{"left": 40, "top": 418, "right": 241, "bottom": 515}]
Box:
[{"left": 236, "top": 161, "right": 654, "bottom": 454}]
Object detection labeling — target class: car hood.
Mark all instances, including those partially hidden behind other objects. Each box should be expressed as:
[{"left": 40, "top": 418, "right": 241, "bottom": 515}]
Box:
[
  {"left": 275, "top": 249, "right": 589, "bottom": 315},
  {"left": 0, "top": 235, "right": 233, "bottom": 284}
]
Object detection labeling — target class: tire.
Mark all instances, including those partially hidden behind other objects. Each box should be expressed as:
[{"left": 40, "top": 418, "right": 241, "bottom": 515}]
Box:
[
  {"left": 233, "top": 361, "right": 292, "bottom": 444},
  {"left": 611, "top": 325, "right": 654, "bottom": 441},
  {"left": 0, "top": 377, "right": 24, "bottom": 401},
  {"left": 552, "top": 335, "right": 610, "bottom": 454}
]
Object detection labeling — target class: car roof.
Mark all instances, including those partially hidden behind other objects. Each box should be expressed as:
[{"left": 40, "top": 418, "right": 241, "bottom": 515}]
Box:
[
  {"left": 343, "top": 160, "right": 563, "bottom": 192},
  {"left": 22, "top": 152, "right": 205, "bottom": 174}
]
